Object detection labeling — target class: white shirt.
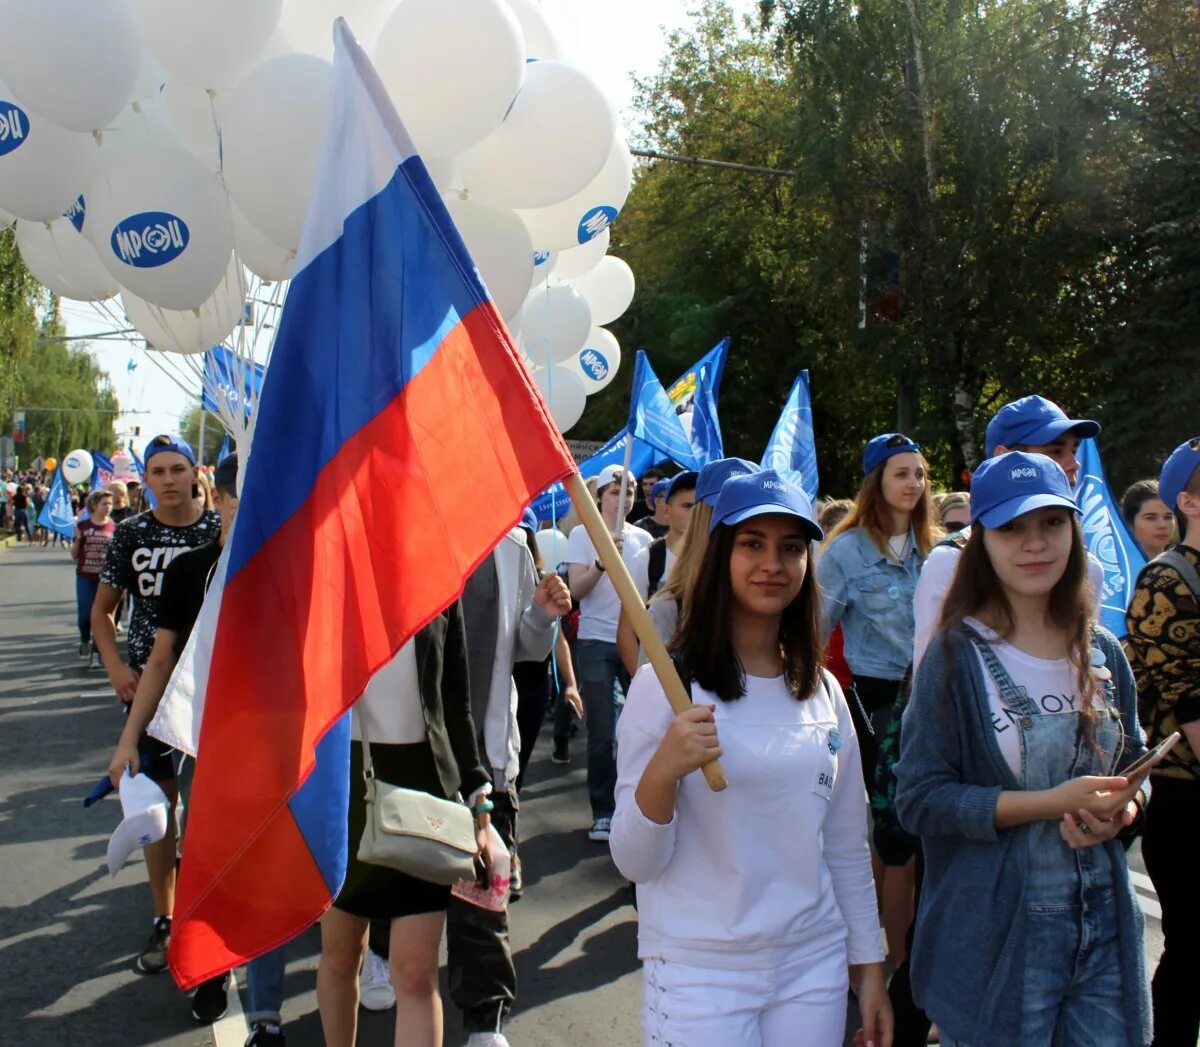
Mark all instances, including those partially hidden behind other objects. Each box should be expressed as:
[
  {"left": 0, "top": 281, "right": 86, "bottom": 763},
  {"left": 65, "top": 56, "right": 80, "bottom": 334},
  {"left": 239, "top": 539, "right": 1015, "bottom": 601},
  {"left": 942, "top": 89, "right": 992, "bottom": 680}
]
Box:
[
  {"left": 352, "top": 641, "right": 425, "bottom": 744},
  {"left": 610, "top": 666, "right": 883, "bottom": 969},
  {"left": 637, "top": 595, "right": 681, "bottom": 669},
  {"left": 630, "top": 541, "right": 677, "bottom": 599},
  {"left": 913, "top": 541, "right": 1106, "bottom": 671},
  {"left": 565, "top": 523, "right": 652, "bottom": 642},
  {"left": 963, "top": 617, "right": 1108, "bottom": 777}
]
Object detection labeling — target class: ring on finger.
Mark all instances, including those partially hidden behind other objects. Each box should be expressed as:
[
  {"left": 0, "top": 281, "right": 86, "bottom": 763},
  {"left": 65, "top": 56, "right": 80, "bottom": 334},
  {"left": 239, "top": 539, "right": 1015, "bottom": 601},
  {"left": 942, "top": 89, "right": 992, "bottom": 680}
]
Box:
[{"left": 1075, "top": 819, "right": 1091, "bottom": 835}]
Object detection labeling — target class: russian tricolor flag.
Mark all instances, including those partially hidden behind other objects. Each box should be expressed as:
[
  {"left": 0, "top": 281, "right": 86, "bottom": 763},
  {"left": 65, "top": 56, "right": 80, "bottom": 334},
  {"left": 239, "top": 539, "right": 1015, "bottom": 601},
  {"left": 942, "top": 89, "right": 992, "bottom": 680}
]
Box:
[{"left": 164, "top": 20, "right": 576, "bottom": 988}]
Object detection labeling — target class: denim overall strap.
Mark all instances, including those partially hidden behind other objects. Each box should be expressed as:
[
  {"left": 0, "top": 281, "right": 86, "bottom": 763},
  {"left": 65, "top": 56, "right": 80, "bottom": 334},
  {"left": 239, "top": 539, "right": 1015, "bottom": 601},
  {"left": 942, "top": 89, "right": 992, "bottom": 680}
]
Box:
[{"left": 959, "top": 622, "right": 1041, "bottom": 719}]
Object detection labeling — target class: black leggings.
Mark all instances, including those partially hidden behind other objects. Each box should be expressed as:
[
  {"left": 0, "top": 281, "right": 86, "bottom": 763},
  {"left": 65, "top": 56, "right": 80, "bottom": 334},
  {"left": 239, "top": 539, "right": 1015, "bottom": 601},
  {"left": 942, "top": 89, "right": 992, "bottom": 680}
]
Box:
[{"left": 849, "top": 674, "right": 903, "bottom": 799}]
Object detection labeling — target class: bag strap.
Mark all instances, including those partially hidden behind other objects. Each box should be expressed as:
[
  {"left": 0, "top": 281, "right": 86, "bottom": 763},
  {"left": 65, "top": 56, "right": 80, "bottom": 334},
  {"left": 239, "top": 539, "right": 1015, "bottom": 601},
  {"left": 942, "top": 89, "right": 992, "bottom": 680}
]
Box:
[
  {"left": 647, "top": 537, "right": 668, "bottom": 598},
  {"left": 353, "top": 707, "right": 376, "bottom": 782},
  {"left": 960, "top": 621, "right": 1041, "bottom": 718},
  {"left": 1152, "top": 549, "right": 1200, "bottom": 607}
]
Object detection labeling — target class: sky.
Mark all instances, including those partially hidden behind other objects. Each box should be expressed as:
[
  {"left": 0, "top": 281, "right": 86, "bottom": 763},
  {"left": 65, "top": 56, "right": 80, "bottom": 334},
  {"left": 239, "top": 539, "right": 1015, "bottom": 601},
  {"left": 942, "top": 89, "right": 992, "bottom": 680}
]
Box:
[{"left": 65, "top": 0, "right": 759, "bottom": 452}]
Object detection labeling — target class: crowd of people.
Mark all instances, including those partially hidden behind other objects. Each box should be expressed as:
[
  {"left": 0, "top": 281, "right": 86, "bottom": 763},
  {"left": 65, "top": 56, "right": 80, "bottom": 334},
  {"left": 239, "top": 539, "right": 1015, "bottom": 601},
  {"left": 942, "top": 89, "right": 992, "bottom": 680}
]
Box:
[{"left": 12, "top": 392, "right": 1198, "bottom": 1047}]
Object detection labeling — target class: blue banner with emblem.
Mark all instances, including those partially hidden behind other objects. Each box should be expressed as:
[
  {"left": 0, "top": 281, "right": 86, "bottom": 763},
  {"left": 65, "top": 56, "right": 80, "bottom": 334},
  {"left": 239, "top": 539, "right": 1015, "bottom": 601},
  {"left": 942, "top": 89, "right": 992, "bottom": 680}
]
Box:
[
  {"left": 761, "top": 370, "right": 819, "bottom": 502},
  {"left": 1077, "top": 438, "right": 1146, "bottom": 638},
  {"left": 37, "top": 467, "right": 77, "bottom": 540}
]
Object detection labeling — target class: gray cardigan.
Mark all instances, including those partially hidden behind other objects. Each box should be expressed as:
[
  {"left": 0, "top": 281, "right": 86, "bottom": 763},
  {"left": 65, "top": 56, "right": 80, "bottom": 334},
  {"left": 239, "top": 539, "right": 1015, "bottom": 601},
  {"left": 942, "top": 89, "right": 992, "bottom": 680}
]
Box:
[{"left": 894, "top": 624, "right": 1151, "bottom": 1047}]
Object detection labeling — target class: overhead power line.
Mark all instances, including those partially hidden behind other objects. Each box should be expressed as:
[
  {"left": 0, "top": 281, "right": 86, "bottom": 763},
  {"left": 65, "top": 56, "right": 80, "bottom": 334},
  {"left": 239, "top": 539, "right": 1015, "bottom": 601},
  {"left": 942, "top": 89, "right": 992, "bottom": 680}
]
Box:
[{"left": 631, "top": 147, "right": 797, "bottom": 177}]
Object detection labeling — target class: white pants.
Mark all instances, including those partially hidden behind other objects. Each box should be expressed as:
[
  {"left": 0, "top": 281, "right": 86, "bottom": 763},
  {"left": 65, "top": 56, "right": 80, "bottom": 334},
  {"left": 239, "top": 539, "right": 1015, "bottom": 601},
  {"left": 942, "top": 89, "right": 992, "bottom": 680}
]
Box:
[{"left": 641, "top": 939, "right": 849, "bottom": 1047}]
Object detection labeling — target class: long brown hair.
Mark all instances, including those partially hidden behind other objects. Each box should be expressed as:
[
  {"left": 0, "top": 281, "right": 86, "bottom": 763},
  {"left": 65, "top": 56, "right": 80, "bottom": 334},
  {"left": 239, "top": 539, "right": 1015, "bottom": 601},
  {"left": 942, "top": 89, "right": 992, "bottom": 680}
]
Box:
[
  {"left": 671, "top": 522, "right": 824, "bottom": 702},
  {"left": 938, "top": 517, "right": 1099, "bottom": 735},
  {"left": 653, "top": 501, "right": 713, "bottom": 611},
  {"left": 828, "top": 455, "right": 942, "bottom": 558}
]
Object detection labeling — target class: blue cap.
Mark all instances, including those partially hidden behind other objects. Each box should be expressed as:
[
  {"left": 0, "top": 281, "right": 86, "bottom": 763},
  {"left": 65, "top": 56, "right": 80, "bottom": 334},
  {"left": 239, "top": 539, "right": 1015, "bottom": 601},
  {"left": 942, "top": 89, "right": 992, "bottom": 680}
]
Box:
[
  {"left": 1159, "top": 437, "right": 1200, "bottom": 512},
  {"left": 709, "top": 469, "right": 823, "bottom": 540},
  {"left": 649, "top": 478, "right": 670, "bottom": 506},
  {"left": 666, "top": 470, "right": 698, "bottom": 501},
  {"left": 143, "top": 435, "right": 196, "bottom": 467},
  {"left": 695, "top": 457, "right": 760, "bottom": 507},
  {"left": 970, "top": 451, "right": 1079, "bottom": 529},
  {"left": 863, "top": 433, "right": 922, "bottom": 475},
  {"left": 984, "top": 395, "right": 1099, "bottom": 457},
  {"left": 520, "top": 508, "right": 538, "bottom": 533}
]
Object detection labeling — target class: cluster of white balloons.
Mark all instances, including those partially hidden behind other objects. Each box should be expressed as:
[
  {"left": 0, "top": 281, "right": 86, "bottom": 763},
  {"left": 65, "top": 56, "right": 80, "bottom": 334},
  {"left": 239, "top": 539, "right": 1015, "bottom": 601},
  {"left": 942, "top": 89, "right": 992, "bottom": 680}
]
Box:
[{"left": 0, "top": 0, "right": 634, "bottom": 433}]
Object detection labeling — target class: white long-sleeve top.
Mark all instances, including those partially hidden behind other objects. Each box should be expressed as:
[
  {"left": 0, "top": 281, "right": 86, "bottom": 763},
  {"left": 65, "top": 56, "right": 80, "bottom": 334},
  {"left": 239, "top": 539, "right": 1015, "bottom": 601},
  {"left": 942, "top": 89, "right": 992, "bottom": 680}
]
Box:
[{"left": 610, "top": 665, "right": 883, "bottom": 970}]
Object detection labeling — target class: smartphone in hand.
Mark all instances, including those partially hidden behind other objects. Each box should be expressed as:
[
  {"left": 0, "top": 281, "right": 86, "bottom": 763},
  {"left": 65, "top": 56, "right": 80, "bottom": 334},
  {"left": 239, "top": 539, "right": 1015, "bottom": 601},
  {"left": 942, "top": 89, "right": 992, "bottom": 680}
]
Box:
[{"left": 1122, "top": 732, "right": 1181, "bottom": 779}]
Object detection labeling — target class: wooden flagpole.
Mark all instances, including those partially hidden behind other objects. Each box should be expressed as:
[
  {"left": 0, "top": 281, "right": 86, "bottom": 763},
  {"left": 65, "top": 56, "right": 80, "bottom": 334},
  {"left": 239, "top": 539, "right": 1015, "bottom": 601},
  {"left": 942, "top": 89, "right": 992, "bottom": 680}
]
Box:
[{"left": 564, "top": 471, "right": 727, "bottom": 792}]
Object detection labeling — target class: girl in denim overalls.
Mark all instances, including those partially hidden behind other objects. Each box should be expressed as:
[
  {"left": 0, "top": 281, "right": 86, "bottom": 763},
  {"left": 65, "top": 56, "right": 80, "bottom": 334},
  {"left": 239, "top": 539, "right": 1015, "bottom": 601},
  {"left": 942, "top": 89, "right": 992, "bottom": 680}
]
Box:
[{"left": 895, "top": 452, "right": 1152, "bottom": 1047}]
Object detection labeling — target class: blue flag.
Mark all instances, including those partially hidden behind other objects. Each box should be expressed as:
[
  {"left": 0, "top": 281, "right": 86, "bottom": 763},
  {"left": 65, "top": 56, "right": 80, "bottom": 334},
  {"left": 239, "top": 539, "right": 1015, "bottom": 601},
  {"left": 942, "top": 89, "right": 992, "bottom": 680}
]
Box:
[
  {"left": 628, "top": 350, "right": 705, "bottom": 470},
  {"left": 90, "top": 450, "right": 115, "bottom": 490},
  {"left": 1077, "top": 438, "right": 1146, "bottom": 638},
  {"left": 202, "top": 347, "right": 266, "bottom": 418},
  {"left": 217, "top": 433, "right": 231, "bottom": 463},
  {"left": 689, "top": 361, "right": 724, "bottom": 464},
  {"left": 762, "top": 370, "right": 819, "bottom": 502},
  {"left": 531, "top": 338, "right": 731, "bottom": 521},
  {"left": 38, "top": 468, "right": 77, "bottom": 540}
]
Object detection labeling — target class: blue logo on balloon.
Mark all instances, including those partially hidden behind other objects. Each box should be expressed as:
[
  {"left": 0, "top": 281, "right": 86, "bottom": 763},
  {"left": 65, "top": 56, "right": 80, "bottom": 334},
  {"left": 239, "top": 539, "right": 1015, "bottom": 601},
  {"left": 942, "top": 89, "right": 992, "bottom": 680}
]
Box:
[
  {"left": 578, "top": 205, "right": 618, "bottom": 244},
  {"left": 578, "top": 348, "right": 610, "bottom": 382},
  {"left": 0, "top": 102, "right": 30, "bottom": 157},
  {"left": 110, "top": 212, "right": 190, "bottom": 269},
  {"left": 533, "top": 251, "right": 551, "bottom": 267},
  {"left": 64, "top": 195, "right": 86, "bottom": 234}
]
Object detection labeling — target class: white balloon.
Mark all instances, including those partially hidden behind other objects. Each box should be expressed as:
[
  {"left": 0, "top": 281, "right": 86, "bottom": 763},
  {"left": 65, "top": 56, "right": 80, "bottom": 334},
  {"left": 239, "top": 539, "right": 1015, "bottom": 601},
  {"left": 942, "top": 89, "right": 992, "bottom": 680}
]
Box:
[
  {"left": 92, "top": 94, "right": 179, "bottom": 176},
  {"left": 443, "top": 196, "right": 533, "bottom": 322},
  {"left": 0, "top": 0, "right": 140, "bottom": 132},
  {"left": 533, "top": 528, "right": 568, "bottom": 568},
  {"left": 15, "top": 219, "right": 120, "bottom": 301},
  {"left": 569, "top": 255, "right": 635, "bottom": 326},
  {"left": 373, "top": 0, "right": 524, "bottom": 158},
  {"left": 62, "top": 449, "right": 94, "bottom": 485},
  {"left": 566, "top": 326, "right": 621, "bottom": 394},
  {"left": 222, "top": 54, "right": 333, "bottom": 251},
  {"left": 552, "top": 227, "right": 609, "bottom": 281},
  {"left": 130, "top": 51, "right": 169, "bottom": 103},
  {"left": 521, "top": 284, "right": 592, "bottom": 367},
  {"left": 131, "top": 0, "right": 282, "bottom": 90},
  {"left": 529, "top": 249, "right": 558, "bottom": 292},
  {"left": 458, "top": 61, "right": 616, "bottom": 210},
  {"left": 232, "top": 205, "right": 295, "bottom": 283},
  {"left": 519, "top": 137, "right": 632, "bottom": 251},
  {"left": 87, "top": 145, "right": 234, "bottom": 310},
  {"left": 162, "top": 81, "right": 224, "bottom": 170},
  {"left": 504, "top": 0, "right": 562, "bottom": 59},
  {"left": 281, "top": 0, "right": 394, "bottom": 60},
  {"left": 532, "top": 366, "right": 587, "bottom": 433},
  {"left": 423, "top": 155, "right": 463, "bottom": 194},
  {"left": 122, "top": 260, "right": 245, "bottom": 353},
  {"left": 0, "top": 81, "right": 98, "bottom": 221}
]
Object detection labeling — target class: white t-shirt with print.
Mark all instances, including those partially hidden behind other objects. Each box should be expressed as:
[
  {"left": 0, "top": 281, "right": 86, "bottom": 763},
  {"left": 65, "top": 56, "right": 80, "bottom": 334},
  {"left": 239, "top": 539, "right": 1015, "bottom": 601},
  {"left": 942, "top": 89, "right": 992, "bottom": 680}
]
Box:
[
  {"left": 964, "top": 617, "right": 1107, "bottom": 777},
  {"left": 565, "top": 523, "right": 652, "bottom": 642}
]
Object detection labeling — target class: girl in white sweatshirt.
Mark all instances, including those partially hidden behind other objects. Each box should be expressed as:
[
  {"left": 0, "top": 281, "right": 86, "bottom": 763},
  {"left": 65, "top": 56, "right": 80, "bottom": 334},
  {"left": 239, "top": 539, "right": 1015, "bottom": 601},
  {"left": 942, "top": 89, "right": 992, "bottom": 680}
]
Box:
[{"left": 610, "top": 469, "right": 891, "bottom": 1047}]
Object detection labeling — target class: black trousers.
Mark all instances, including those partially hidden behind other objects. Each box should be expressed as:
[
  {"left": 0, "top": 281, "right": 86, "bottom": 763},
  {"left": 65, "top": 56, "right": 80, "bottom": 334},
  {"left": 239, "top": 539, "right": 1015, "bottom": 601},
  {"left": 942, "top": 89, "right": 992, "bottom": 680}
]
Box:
[
  {"left": 370, "top": 792, "right": 519, "bottom": 1033},
  {"left": 887, "top": 846, "right": 932, "bottom": 1046},
  {"left": 1142, "top": 775, "right": 1200, "bottom": 1047},
  {"left": 514, "top": 658, "right": 552, "bottom": 792}
]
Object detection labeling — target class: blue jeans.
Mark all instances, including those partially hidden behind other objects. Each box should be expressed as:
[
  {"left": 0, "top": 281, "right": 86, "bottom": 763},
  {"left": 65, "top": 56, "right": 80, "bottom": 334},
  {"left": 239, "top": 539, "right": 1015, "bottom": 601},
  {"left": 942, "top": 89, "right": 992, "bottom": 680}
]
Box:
[
  {"left": 246, "top": 945, "right": 289, "bottom": 1026},
  {"left": 575, "top": 639, "right": 626, "bottom": 820},
  {"left": 75, "top": 575, "right": 99, "bottom": 645}
]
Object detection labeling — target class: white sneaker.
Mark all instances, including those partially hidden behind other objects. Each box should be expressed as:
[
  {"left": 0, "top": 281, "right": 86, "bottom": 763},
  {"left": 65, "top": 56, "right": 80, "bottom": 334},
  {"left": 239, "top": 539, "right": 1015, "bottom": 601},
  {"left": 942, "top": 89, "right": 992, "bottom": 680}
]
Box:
[
  {"left": 358, "top": 949, "right": 395, "bottom": 1011},
  {"left": 466, "top": 1034, "right": 511, "bottom": 1047},
  {"left": 587, "top": 817, "right": 611, "bottom": 842}
]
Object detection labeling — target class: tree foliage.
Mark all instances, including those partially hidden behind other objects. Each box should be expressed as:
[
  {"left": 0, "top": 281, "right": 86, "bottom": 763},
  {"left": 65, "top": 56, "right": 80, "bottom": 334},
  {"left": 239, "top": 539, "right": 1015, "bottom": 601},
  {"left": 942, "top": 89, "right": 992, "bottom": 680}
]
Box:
[
  {"left": 179, "top": 406, "right": 231, "bottom": 467},
  {"left": 589, "top": 0, "right": 1196, "bottom": 495},
  {"left": 0, "top": 230, "right": 118, "bottom": 463}
]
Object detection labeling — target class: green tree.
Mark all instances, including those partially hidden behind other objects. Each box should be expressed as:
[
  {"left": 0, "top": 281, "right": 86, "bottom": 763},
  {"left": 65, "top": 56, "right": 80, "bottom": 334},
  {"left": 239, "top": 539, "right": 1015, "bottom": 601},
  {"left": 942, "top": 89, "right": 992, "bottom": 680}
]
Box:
[
  {"left": 1, "top": 231, "right": 119, "bottom": 461},
  {"left": 179, "top": 406, "right": 229, "bottom": 466}
]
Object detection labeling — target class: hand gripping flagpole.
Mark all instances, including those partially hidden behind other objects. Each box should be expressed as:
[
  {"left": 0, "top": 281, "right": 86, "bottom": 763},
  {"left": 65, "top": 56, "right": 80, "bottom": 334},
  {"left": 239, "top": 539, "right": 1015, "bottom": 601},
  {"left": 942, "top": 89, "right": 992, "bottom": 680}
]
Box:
[{"left": 564, "top": 471, "right": 728, "bottom": 792}]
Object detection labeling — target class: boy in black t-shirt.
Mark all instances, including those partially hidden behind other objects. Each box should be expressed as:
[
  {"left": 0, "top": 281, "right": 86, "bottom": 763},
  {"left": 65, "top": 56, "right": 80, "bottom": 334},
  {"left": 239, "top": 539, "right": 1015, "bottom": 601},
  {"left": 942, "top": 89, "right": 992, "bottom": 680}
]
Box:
[{"left": 93, "top": 436, "right": 219, "bottom": 978}]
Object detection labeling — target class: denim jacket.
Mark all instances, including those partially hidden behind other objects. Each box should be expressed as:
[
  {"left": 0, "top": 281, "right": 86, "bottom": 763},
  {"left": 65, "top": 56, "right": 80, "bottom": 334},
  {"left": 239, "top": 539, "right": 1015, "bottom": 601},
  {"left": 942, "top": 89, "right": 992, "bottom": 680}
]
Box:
[
  {"left": 894, "top": 624, "right": 1151, "bottom": 1047},
  {"left": 817, "top": 526, "right": 923, "bottom": 679}
]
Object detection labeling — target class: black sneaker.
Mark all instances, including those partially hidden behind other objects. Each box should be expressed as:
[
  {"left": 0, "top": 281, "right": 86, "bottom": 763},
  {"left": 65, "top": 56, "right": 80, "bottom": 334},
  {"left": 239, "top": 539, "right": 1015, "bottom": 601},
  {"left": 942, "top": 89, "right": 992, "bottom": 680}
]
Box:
[
  {"left": 135, "top": 917, "right": 170, "bottom": 974},
  {"left": 191, "top": 972, "right": 231, "bottom": 1024},
  {"left": 246, "top": 1021, "right": 286, "bottom": 1045},
  {"left": 551, "top": 738, "right": 569, "bottom": 765}
]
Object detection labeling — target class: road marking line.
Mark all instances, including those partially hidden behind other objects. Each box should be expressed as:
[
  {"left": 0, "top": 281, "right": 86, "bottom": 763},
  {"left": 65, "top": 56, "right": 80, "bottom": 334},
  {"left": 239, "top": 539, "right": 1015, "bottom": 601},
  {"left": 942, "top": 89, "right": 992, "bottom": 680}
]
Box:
[
  {"left": 1130, "top": 871, "right": 1155, "bottom": 893},
  {"left": 211, "top": 970, "right": 248, "bottom": 1047},
  {"left": 1137, "top": 893, "right": 1162, "bottom": 920}
]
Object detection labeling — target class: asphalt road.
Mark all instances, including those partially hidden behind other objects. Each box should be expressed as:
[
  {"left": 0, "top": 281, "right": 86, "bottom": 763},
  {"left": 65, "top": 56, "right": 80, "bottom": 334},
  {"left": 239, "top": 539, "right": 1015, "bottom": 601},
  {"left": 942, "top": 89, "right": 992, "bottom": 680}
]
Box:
[{"left": 0, "top": 539, "right": 1164, "bottom": 1046}]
